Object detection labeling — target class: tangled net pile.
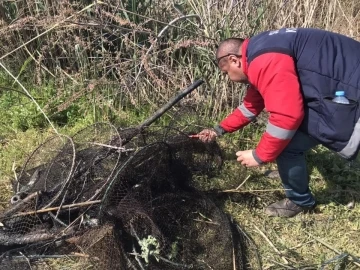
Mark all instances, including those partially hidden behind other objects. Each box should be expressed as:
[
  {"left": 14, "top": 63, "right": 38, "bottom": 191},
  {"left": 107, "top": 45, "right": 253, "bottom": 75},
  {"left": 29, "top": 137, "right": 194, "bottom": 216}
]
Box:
[{"left": 0, "top": 122, "right": 256, "bottom": 270}]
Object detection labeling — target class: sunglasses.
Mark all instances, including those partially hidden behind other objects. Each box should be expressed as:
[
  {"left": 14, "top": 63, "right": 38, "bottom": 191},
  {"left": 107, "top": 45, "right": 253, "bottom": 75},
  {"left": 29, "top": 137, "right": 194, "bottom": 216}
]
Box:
[{"left": 215, "top": 53, "right": 242, "bottom": 65}]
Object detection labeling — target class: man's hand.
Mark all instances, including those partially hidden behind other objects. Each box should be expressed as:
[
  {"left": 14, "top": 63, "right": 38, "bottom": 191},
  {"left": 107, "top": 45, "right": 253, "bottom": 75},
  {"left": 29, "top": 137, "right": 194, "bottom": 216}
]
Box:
[
  {"left": 195, "top": 129, "right": 218, "bottom": 143},
  {"left": 236, "top": 150, "right": 260, "bottom": 167}
]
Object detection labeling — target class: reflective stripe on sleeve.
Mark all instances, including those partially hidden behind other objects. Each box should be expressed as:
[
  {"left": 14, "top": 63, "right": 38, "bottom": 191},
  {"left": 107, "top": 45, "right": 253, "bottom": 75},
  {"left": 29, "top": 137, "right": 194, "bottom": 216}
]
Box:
[
  {"left": 266, "top": 122, "right": 296, "bottom": 140},
  {"left": 238, "top": 103, "right": 256, "bottom": 121},
  {"left": 339, "top": 119, "right": 360, "bottom": 159}
]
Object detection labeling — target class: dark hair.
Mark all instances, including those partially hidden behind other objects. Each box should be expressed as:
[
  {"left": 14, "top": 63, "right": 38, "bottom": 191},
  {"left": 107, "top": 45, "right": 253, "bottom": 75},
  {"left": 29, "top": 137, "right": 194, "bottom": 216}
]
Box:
[{"left": 216, "top": 38, "right": 245, "bottom": 58}]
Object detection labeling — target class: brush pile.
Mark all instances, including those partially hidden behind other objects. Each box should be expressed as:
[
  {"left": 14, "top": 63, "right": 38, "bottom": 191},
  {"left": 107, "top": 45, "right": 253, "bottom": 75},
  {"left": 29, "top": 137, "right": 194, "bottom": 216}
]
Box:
[{"left": 0, "top": 122, "right": 255, "bottom": 269}]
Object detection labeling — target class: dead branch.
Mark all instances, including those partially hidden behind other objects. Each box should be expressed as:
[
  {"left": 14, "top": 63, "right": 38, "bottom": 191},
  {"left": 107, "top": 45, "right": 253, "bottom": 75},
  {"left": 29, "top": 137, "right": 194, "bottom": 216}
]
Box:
[
  {"left": 253, "top": 224, "right": 289, "bottom": 265},
  {"left": 12, "top": 200, "right": 101, "bottom": 217}
]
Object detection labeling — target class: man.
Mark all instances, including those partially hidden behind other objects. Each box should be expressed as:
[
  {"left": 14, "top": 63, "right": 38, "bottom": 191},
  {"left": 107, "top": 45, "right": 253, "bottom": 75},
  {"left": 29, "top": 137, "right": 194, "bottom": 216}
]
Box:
[{"left": 197, "top": 27, "right": 360, "bottom": 218}]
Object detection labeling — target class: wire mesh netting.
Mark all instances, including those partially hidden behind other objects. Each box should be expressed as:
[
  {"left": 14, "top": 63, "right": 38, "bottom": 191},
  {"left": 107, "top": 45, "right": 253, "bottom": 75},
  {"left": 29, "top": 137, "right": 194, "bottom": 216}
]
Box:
[{"left": 0, "top": 122, "right": 259, "bottom": 270}]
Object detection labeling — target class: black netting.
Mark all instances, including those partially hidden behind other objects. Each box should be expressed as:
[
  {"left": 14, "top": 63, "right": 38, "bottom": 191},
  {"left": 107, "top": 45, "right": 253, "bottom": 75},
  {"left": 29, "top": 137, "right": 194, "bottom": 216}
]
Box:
[
  {"left": 0, "top": 123, "right": 257, "bottom": 270},
  {"left": 13, "top": 134, "right": 76, "bottom": 208}
]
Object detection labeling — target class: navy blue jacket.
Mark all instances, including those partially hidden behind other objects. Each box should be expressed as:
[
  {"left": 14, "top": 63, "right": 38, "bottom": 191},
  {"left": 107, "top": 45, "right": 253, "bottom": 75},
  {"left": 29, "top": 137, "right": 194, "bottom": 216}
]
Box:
[{"left": 246, "top": 27, "right": 360, "bottom": 160}]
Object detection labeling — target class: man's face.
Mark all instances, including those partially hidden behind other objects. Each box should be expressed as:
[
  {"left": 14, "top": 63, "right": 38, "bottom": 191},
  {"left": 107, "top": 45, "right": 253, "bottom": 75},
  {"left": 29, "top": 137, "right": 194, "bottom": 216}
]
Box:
[{"left": 217, "top": 54, "right": 248, "bottom": 83}]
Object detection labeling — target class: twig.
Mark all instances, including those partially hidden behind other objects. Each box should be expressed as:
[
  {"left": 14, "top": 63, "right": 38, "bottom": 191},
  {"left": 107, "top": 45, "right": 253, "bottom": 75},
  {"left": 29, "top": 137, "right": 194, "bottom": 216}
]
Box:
[
  {"left": 234, "top": 223, "right": 262, "bottom": 269},
  {"left": 49, "top": 212, "right": 68, "bottom": 227},
  {"left": 235, "top": 175, "right": 251, "bottom": 190},
  {"left": 305, "top": 232, "right": 341, "bottom": 253},
  {"left": 193, "top": 219, "right": 219, "bottom": 225},
  {"left": 232, "top": 244, "right": 236, "bottom": 270},
  {"left": 131, "top": 247, "right": 146, "bottom": 270},
  {"left": 88, "top": 142, "right": 134, "bottom": 152},
  {"left": 61, "top": 201, "right": 95, "bottom": 235},
  {"left": 71, "top": 252, "right": 90, "bottom": 258},
  {"left": 24, "top": 46, "right": 55, "bottom": 78},
  {"left": 12, "top": 200, "right": 101, "bottom": 217},
  {"left": 10, "top": 253, "right": 90, "bottom": 260},
  {"left": 134, "top": 14, "right": 201, "bottom": 81},
  {"left": 53, "top": 64, "right": 79, "bottom": 84},
  {"left": 253, "top": 224, "right": 289, "bottom": 265},
  {"left": 36, "top": 50, "right": 79, "bottom": 85},
  {"left": 19, "top": 252, "right": 33, "bottom": 270},
  {"left": 55, "top": 189, "right": 68, "bottom": 219},
  {"left": 269, "top": 259, "right": 295, "bottom": 269},
  {"left": 99, "top": 2, "right": 215, "bottom": 40},
  {"left": 289, "top": 240, "right": 315, "bottom": 250},
  {"left": 219, "top": 188, "right": 290, "bottom": 193},
  {"left": 157, "top": 255, "right": 194, "bottom": 269},
  {"left": 305, "top": 232, "right": 360, "bottom": 267},
  {"left": 12, "top": 161, "right": 19, "bottom": 191}
]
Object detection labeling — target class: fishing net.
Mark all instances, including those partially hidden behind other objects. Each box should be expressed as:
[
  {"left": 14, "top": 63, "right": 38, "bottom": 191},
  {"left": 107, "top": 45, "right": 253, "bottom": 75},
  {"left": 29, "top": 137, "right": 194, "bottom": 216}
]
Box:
[
  {"left": 0, "top": 122, "right": 257, "bottom": 270},
  {"left": 12, "top": 134, "right": 76, "bottom": 208}
]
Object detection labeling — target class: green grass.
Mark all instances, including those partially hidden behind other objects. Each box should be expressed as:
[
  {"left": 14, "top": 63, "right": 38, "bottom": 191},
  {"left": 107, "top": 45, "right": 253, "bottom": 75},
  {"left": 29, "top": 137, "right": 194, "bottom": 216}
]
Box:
[{"left": 212, "top": 129, "right": 360, "bottom": 269}]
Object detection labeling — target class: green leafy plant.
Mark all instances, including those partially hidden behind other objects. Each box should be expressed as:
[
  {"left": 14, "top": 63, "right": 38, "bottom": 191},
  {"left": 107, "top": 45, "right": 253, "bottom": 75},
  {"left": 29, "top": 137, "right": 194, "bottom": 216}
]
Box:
[{"left": 138, "top": 235, "right": 161, "bottom": 263}]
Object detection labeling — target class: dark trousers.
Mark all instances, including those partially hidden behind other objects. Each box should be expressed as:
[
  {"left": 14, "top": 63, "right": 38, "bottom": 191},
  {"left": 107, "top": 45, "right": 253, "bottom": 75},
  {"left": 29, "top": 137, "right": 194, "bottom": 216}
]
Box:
[{"left": 276, "top": 131, "right": 319, "bottom": 206}]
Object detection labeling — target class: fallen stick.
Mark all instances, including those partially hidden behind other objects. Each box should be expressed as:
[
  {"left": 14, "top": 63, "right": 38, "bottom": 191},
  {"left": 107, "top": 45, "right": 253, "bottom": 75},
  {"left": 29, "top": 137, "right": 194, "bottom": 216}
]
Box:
[
  {"left": 12, "top": 200, "right": 101, "bottom": 217},
  {"left": 219, "top": 188, "right": 290, "bottom": 193},
  {"left": 305, "top": 232, "right": 360, "bottom": 268},
  {"left": 88, "top": 142, "right": 134, "bottom": 151},
  {"left": 269, "top": 259, "right": 294, "bottom": 269},
  {"left": 253, "top": 224, "right": 289, "bottom": 265},
  {"left": 8, "top": 253, "right": 90, "bottom": 260},
  {"left": 234, "top": 175, "right": 251, "bottom": 190}
]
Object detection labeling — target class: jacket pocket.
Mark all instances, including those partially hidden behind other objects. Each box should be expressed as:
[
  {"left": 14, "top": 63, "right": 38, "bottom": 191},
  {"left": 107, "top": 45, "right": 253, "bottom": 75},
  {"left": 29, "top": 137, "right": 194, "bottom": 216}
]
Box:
[{"left": 318, "top": 97, "right": 358, "bottom": 142}]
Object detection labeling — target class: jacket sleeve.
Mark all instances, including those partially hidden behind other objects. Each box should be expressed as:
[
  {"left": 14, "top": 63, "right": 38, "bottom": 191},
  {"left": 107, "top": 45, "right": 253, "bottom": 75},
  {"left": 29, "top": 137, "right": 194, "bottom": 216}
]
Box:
[
  {"left": 248, "top": 53, "right": 304, "bottom": 163},
  {"left": 214, "top": 85, "right": 265, "bottom": 135}
]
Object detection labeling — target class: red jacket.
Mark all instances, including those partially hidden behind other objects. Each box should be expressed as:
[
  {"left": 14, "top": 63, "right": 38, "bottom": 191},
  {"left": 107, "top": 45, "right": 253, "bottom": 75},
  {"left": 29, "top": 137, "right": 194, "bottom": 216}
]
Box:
[{"left": 218, "top": 39, "right": 304, "bottom": 163}]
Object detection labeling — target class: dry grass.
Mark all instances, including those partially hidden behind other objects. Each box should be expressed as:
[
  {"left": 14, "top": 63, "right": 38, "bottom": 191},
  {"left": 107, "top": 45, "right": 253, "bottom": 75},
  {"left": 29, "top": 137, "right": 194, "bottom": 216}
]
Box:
[{"left": 0, "top": 0, "right": 358, "bottom": 123}]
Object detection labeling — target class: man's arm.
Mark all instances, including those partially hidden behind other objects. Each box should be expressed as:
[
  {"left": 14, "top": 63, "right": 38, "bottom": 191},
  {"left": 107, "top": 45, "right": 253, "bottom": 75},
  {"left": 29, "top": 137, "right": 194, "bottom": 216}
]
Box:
[
  {"left": 214, "top": 85, "right": 265, "bottom": 135},
  {"left": 248, "top": 53, "right": 304, "bottom": 163}
]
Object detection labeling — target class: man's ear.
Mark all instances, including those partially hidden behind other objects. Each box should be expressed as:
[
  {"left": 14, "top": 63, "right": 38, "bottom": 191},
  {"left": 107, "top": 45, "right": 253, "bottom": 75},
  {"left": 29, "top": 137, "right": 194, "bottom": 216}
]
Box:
[{"left": 229, "top": 55, "right": 241, "bottom": 67}]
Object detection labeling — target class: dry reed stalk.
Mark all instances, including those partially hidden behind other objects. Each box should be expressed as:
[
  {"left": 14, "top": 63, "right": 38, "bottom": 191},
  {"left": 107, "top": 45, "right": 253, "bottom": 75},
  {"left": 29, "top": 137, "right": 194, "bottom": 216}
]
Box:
[
  {"left": 13, "top": 200, "right": 102, "bottom": 217},
  {"left": 253, "top": 224, "right": 289, "bottom": 265},
  {"left": 135, "top": 14, "right": 202, "bottom": 81},
  {"left": 305, "top": 232, "right": 360, "bottom": 268},
  {"left": 0, "top": 2, "right": 99, "bottom": 61},
  {"left": 0, "top": 0, "right": 358, "bottom": 126},
  {"left": 219, "top": 188, "right": 291, "bottom": 193},
  {"left": 24, "top": 46, "right": 55, "bottom": 78}
]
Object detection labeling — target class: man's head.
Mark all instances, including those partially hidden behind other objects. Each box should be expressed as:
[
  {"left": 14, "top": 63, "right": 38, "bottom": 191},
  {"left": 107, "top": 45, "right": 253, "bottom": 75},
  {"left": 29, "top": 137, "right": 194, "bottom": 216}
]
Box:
[{"left": 216, "top": 38, "right": 247, "bottom": 83}]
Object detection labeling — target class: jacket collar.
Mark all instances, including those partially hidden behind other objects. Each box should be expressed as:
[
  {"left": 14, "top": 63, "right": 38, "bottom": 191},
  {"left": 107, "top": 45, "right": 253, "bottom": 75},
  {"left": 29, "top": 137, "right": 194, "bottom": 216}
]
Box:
[{"left": 241, "top": 38, "right": 250, "bottom": 76}]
